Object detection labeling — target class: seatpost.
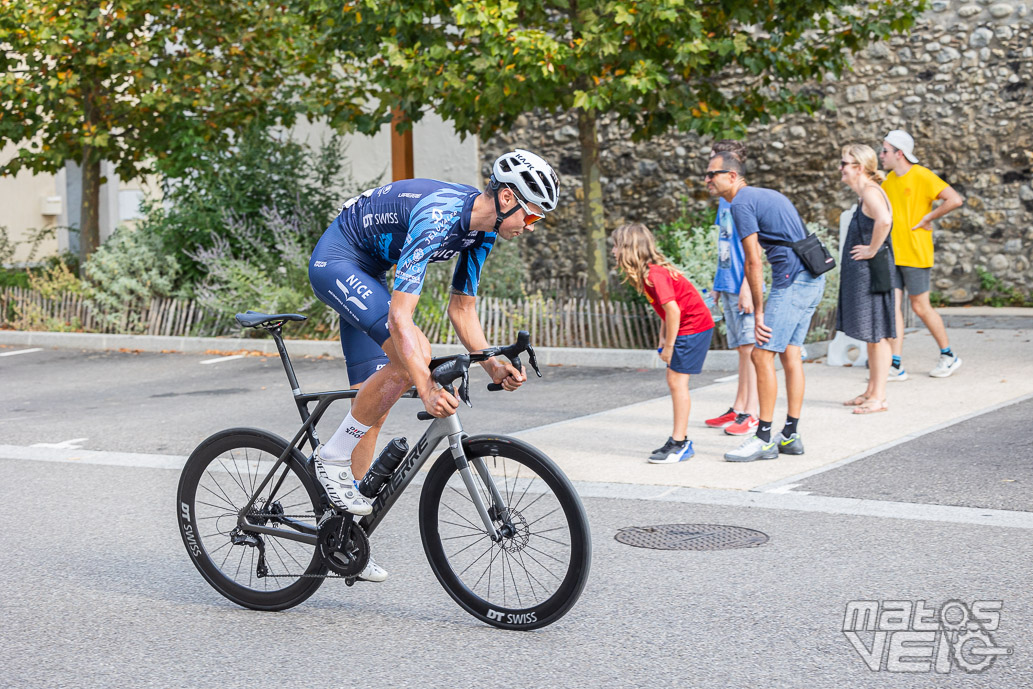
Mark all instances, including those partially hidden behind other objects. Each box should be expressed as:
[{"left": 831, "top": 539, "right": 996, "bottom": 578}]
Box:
[{"left": 267, "top": 324, "right": 302, "bottom": 395}]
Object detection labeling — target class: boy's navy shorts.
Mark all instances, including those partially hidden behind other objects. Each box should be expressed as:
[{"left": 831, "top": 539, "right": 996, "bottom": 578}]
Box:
[{"left": 665, "top": 329, "right": 713, "bottom": 375}]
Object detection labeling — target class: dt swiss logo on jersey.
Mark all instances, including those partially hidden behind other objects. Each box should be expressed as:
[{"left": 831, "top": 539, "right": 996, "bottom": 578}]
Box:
[{"left": 336, "top": 275, "right": 374, "bottom": 311}]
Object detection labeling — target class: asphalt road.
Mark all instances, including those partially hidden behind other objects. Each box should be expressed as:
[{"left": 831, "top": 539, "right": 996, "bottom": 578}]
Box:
[{"left": 1, "top": 346, "right": 1029, "bottom": 688}]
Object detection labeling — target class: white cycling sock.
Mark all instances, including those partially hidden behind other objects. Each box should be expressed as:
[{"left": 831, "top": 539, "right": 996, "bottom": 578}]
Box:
[{"left": 319, "top": 412, "right": 372, "bottom": 466}]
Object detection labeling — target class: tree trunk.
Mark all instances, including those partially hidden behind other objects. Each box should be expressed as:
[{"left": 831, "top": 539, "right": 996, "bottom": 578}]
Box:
[
  {"left": 578, "top": 108, "right": 607, "bottom": 299},
  {"left": 79, "top": 146, "right": 101, "bottom": 264}
]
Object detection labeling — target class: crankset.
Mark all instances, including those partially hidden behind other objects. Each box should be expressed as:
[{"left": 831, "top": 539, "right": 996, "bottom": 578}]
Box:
[{"left": 318, "top": 515, "right": 370, "bottom": 577}]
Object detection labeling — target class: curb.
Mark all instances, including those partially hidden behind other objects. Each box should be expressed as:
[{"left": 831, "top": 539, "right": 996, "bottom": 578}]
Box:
[{"left": 0, "top": 329, "right": 830, "bottom": 371}]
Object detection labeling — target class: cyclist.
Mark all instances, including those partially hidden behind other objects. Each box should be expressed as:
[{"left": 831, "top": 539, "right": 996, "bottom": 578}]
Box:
[{"left": 307, "top": 149, "right": 559, "bottom": 580}]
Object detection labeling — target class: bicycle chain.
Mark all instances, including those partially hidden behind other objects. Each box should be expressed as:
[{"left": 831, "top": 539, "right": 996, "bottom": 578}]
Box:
[{"left": 242, "top": 512, "right": 355, "bottom": 580}]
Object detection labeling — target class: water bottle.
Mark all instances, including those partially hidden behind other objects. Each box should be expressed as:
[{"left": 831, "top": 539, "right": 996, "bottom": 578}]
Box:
[
  {"left": 358, "top": 437, "right": 409, "bottom": 498},
  {"left": 701, "top": 288, "right": 723, "bottom": 322}
]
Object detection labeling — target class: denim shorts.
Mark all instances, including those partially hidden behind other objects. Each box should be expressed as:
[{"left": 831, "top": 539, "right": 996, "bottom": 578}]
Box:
[
  {"left": 662, "top": 329, "right": 713, "bottom": 375},
  {"left": 718, "top": 291, "right": 756, "bottom": 349},
  {"left": 759, "top": 272, "right": 826, "bottom": 353}
]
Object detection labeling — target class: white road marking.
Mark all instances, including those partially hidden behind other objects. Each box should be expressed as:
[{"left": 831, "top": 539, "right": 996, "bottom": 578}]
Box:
[
  {"left": 3, "top": 444, "right": 1031, "bottom": 530},
  {"left": 714, "top": 374, "right": 739, "bottom": 383},
  {"left": 0, "top": 348, "right": 43, "bottom": 357},
  {"left": 30, "top": 437, "right": 89, "bottom": 449},
  {"left": 764, "top": 483, "right": 811, "bottom": 495},
  {"left": 200, "top": 354, "right": 247, "bottom": 365}
]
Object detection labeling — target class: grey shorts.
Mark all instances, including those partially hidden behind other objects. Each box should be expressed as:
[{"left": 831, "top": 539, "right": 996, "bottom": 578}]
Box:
[
  {"left": 895, "top": 265, "right": 931, "bottom": 296},
  {"left": 718, "top": 291, "right": 756, "bottom": 348}
]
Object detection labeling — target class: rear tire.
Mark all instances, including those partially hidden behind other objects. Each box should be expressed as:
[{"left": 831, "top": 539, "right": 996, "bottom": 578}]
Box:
[
  {"left": 177, "top": 428, "right": 327, "bottom": 611},
  {"left": 419, "top": 435, "right": 592, "bottom": 630}
]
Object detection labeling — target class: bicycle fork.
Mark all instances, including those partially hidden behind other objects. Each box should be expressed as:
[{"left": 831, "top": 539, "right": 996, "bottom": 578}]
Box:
[{"left": 440, "top": 418, "right": 511, "bottom": 542}]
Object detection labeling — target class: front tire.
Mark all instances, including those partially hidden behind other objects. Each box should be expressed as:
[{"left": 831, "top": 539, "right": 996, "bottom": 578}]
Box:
[
  {"left": 419, "top": 435, "right": 592, "bottom": 630},
  {"left": 177, "top": 428, "right": 327, "bottom": 611}
]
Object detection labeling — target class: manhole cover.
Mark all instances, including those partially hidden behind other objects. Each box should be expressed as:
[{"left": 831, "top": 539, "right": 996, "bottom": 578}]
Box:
[{"left": 615, "top": 524, "right": 769, "bottom": 551}]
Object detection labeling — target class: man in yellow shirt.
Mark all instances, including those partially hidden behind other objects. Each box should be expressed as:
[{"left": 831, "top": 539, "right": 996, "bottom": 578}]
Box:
[{"left": 880, "top": 130, "right": 964, "bottom": 379}]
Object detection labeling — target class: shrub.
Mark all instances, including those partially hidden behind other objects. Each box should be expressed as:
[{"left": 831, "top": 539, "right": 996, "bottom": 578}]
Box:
[
  {"left": 145, "top": 125, "right": 379, "bottom": 287},
  {"left": 82, "top": 226, "right": 181, "bottom": 333},
  {"left": 187, "top": 205, "right": 333, "bottom": 338}
]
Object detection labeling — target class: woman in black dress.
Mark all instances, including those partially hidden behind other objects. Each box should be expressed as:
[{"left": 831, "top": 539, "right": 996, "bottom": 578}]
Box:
[{"left": 836, "top": 144, "right": 896, "bottom": 414}]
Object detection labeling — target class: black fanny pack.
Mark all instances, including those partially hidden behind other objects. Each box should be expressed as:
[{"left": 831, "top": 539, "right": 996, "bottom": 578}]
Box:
[{"left": 767, "top": 233, "right": 836, "bottom": 277}]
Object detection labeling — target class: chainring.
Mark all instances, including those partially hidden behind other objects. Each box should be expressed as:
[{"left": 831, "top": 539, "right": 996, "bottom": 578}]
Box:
[{"left": 318, "top": 515, "right": 370, "bottom": 577}]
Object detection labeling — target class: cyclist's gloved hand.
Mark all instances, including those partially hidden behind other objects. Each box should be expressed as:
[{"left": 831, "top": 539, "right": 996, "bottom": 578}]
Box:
[{"left": 489, "top": 358, "right": 526, "bottom": 392}]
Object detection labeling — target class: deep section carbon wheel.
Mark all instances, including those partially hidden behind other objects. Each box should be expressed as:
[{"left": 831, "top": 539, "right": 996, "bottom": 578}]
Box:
[
  {"left": 419, "top": 435, "right": 592, "bottom": 630},
  {"left": 177, "top": 428, "right": 326, "bottom": 610}
]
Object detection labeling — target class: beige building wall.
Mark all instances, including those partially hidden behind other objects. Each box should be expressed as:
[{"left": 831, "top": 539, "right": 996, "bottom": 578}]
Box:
[{"left": 0, "top": 142, "right": 63, "bottom": 263}]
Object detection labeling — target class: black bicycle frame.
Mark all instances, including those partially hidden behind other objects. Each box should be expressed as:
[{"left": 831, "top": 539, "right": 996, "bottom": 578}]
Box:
[{"left": 233, "top": 324, "right": 506, "bottom": 548}]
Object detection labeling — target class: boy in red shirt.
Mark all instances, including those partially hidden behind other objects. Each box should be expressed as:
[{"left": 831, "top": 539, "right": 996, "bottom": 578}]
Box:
[{"left": 613, "top": 223, "right": 715, "bottom": 463}]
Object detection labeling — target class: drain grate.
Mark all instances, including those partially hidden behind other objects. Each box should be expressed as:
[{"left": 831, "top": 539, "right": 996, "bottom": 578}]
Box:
[{"left": 615, "top": 524, "right": 769, "bottom": 551}]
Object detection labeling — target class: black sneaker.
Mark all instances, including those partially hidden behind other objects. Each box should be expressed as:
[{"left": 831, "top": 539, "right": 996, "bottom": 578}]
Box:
[{"left": 648, "top": 437, "right": 693, "bottom": 463}]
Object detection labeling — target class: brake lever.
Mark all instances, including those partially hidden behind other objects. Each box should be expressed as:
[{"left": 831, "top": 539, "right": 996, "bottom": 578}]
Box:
[{"left": 526, "top": 344, "right": 543, "bottom": 378}]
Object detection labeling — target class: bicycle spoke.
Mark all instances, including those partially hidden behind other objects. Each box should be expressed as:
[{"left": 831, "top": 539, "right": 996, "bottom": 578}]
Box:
[
  {"left": 502, "top": 549, "right": 521, "bottom": 608},
  {"left": 447, "top": 484, "right": 475, "bottom": 505},
  {"left": 217, "top": 457, "right": 249, "bottom": 497},
  {"left": 200, "top": 475, "right": 240, "bottom": 512},
  {"left": 448, "top": 533, "right": 491, "bottom": 560},
  {"left": 522, "top": 542, "right": 567, "bottom": 568},
  {"left": 532, "top": 532, "right": 571, "bottom": 548},
  {"left": 515, "top": 548, "right": 548, "bottom": 603},
  {"left": 439, "top": 518, "right": 483, "bottom": 532},
  {"left": 524, "top": 505, "right": 561, "bottom": 529},
  {"left": 440, "top": 532, "right": 483, "bottom": 542},
  {"left": 441, "top": 498, "right": 484, "bottom": 533},
  {"left": 455, "top": 540, "right": 495, "bottom": 578},
  {"left": 514, "top": 488, "right": 548, "bottom": 515}
]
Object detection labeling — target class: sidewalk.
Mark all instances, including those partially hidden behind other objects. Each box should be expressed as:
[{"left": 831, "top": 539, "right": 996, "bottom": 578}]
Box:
[{"left": 512, "top": 320, "right": 1033, "bottom": 491}]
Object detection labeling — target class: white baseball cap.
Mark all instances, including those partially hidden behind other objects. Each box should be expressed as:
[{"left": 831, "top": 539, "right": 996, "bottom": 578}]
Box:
[{"left": 884, "top": 130, "right": 919, "bottom": 164}]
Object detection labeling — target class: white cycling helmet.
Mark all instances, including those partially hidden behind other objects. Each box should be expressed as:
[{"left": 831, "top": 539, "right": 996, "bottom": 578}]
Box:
[{"left": 491, "top": 149, "right": 560, "bottom": 213}]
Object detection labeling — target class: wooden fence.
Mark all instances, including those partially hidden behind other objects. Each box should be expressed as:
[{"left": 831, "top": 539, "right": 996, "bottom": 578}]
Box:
[
  {"left": 0, "top": 287, "right": 666, "bottom": 349},
  {"left": 0, "top": 287, "right": 229, "bottom": 337}
]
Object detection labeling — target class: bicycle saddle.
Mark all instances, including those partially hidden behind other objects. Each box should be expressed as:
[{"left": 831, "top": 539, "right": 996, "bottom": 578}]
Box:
[{"left": 235, "top": 310, "right": 308, "bottom": 328}]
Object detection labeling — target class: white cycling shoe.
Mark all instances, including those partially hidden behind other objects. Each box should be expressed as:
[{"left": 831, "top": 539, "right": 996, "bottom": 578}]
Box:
[
  {"left": 313, "top": 446, "right": 373, "bottom": 516},
  {"left": 331, "top": 552, "right": 388, "bottom": 582},
  {"left": 358, "top": 557, "right": 389, "bottom": 582}
]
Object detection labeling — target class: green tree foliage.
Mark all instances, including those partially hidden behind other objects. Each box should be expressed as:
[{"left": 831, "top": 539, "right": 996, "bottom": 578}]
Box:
[
  {"left": 0, "top": 0, "right": 312, "bottom": 263},
  {"left": 312, "top": 0, "right": 925, "bottom": 297}
]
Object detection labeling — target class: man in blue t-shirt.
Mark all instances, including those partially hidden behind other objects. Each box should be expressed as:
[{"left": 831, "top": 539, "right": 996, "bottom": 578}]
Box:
[
  {"left": 306, "top": 150, "right": 560, "bottom": 581},
  {"left": 706, "top": 152, "right": 825, "bottom": 463},
  {"left": 704, "top": 140, "right": 759, "bottom": 438}
]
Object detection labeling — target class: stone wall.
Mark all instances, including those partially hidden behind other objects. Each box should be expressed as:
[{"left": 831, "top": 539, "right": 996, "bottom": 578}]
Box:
[{"left": 484, "top": 0, "right": 1033, "bottom": 301}]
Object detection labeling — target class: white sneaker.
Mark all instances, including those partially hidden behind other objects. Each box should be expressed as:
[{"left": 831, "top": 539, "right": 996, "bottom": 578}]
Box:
[
  {"left": 313, "top": 446, "right": 373, "bottom": 515},
  {"left": 929, "top": 354, "right": 962, "bottom": 378},
  {"left": 887, "top": 367, "right": 909, "bottom": 382},
  {"left": 723, "top": 435, "right": 778, "bottom": 462}
]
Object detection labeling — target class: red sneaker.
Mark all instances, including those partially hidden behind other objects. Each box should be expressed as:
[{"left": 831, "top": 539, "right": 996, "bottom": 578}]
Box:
[
  {"left": 705, "top": 408, "right": 738, "bottom": 428},
  {"left": 724, "top": 413, "right": 759, "bottom": 436}
]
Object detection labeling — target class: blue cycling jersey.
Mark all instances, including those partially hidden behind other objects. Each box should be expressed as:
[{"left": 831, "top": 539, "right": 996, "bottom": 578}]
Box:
[{"left": 330, "top": 179, "right": 494, "bottom": 296}]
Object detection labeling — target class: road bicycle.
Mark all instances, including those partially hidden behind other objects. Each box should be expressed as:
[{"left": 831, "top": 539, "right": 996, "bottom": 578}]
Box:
[{"left": 176, "top": 310, "right": 592, "bottom": 630}]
